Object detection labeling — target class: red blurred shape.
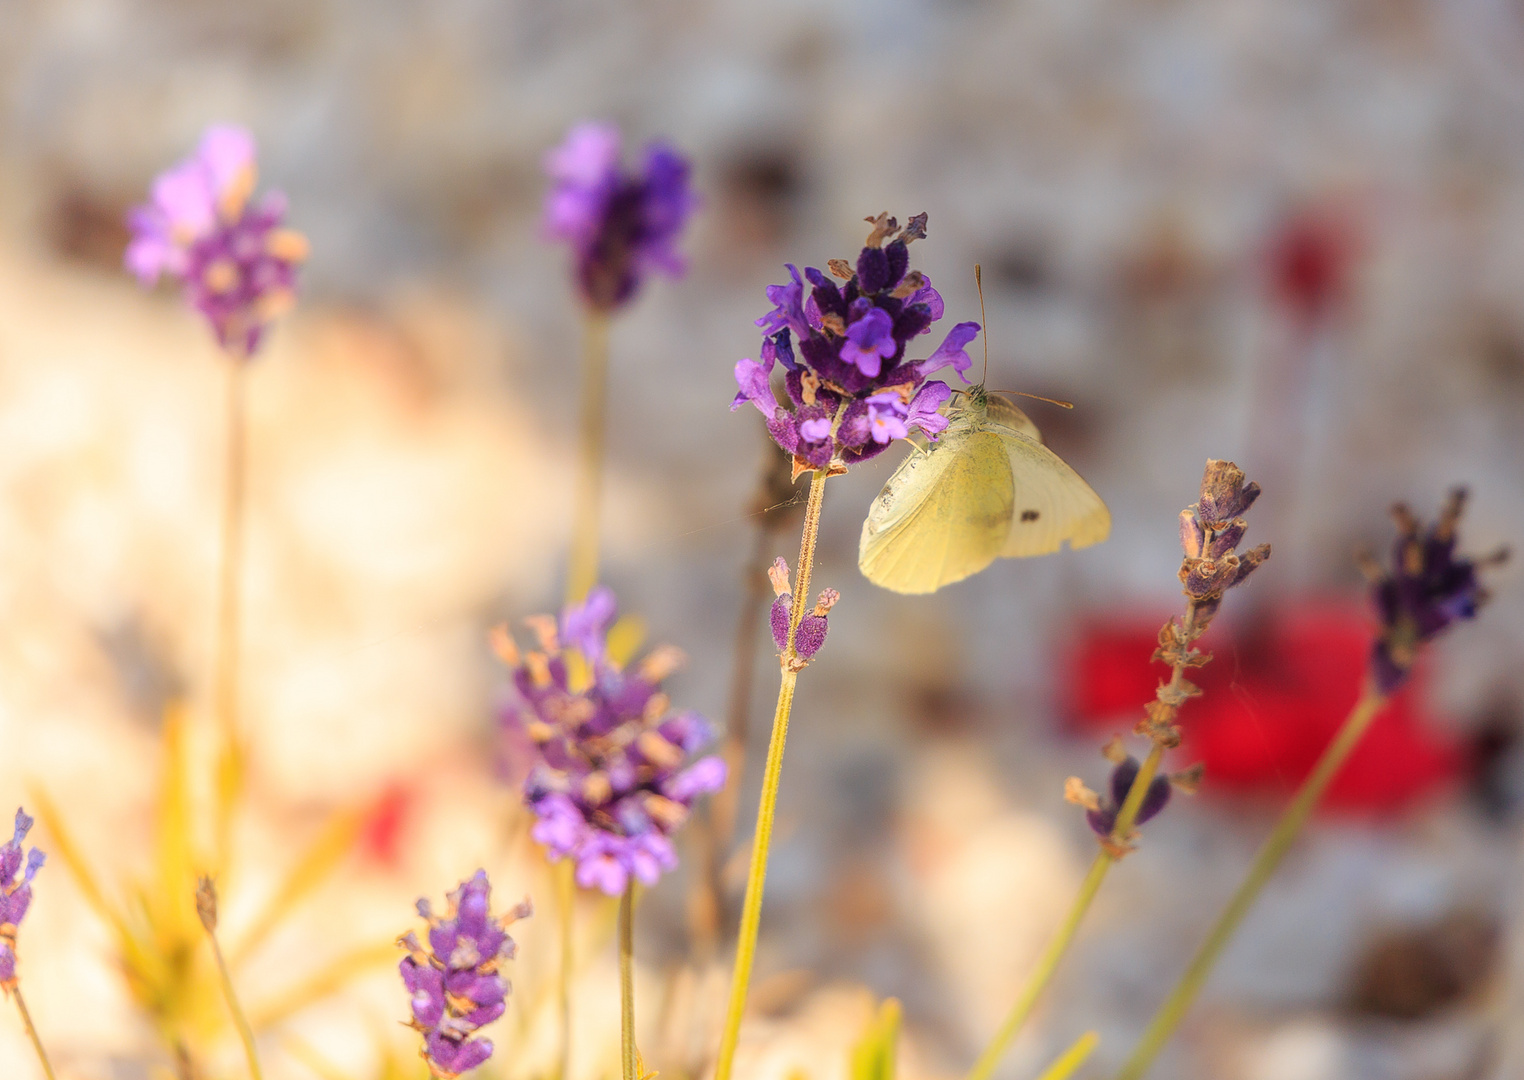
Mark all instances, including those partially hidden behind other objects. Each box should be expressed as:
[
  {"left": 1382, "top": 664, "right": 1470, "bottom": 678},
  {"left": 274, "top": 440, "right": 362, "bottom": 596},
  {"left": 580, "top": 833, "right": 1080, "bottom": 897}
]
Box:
[
  {"left": 1065, "top": 606, "right": 1463, "bottom": 814},
  {"left": 1264, "top": 201, "right": 1363, "bottom": 326},
  {"left": 361, "top": 782, "right": 414, "bottom": 867}
]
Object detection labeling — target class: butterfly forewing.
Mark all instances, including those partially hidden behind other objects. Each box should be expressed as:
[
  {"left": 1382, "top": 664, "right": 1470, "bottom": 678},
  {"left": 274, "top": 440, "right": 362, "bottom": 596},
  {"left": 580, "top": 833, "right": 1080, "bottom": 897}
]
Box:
[{"left": 859, "top": 428, "right": 1016, "bottom": 594}]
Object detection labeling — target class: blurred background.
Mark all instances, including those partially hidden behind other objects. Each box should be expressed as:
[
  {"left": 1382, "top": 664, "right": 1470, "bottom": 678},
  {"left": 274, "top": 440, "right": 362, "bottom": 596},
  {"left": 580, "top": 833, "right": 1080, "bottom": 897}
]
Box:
[{"left": 2, "top": 1, "right": 1524, "bottom": 1078}]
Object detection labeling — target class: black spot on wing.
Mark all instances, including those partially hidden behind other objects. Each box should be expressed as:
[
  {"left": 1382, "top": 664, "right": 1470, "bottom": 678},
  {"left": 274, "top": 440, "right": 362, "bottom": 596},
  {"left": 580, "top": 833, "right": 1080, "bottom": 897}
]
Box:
[{"left": 1020, "top": 509, "right": 1041, "bottom": 522}]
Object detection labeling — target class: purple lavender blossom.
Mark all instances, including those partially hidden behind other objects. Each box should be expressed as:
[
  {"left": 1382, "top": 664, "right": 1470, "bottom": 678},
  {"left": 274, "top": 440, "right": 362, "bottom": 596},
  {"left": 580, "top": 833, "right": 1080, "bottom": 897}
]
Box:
[
  {"left": 399, "top": 871, "right": 529, "bottom": 1079},
  {"left": 126, "top": 124, "right": 308, "bottom": 359},
  {"left": 767, "top": 557, "right": 838, "bottom": 667},
  {"left": 499, "top": 587, "right": 727, "bottom": 896},
  {"left": 1177, "top": 460, "right": 1271, "bottom": 632},
  {"left": 542, "top": 122, "right": 697, "bottom": 312},
  {"left": 1368, "top": 490, "right": 1507, "bottom": 695},
  {"left": 0, "top": 808, "right": 45, "bottom": 992},
  {"left": 731, "top": 213, "right": 978, "bottom": 475},
  {"left": 1081, "top": 757, "right": 1172, "bottom": 838}
]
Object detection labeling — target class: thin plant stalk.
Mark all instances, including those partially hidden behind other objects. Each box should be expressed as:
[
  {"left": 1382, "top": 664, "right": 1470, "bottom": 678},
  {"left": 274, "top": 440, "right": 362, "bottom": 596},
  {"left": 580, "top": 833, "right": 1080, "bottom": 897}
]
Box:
[
  {"left": 566, "top": 310, "right": 611, "bottom": 607},
  {"left": 619, "top": 883, "right": 637, "bottom": 1080},
  {"left": 12, "top": 987, "right": 58, "bottom": 1080},
  {"left": 1114, "top": 687, "right": 1386, "bottom": 1080},
  {"left": 213, "top": 356, "right": 248, "bottom": 864},
  {"left": 555, "top": 860, "right": 575, "bottom": 1080},
  {"left": 204, "top": 917, "right": 264, "bottom": 1080},
  {"left": 713, "top": 467, "right": 830, "bottom": 1080},
  {"left": 965, "top": 595, "right": 1205, "bottom": 1080}
]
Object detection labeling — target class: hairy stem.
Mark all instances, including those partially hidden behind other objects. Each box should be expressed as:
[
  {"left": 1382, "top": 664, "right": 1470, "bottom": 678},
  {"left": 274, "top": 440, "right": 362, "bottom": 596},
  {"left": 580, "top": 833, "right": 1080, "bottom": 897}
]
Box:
[
  {"left": 713, "top": 467, "right": 829, "bottom": 1080},
  {"left": 206, "top": 924, "right": 264, "bottom": 1080},
  {"left": 566, "top": 311, "right": 611, "bottom": 606},
  {"left": 1114, "top": 688, "right": 1387, "bottom": 1080},
  {"left": 13, "top": 987, "right": 58, "bottom": 1080},
  {"left": 965, "top": 593, "right": 1203, "bottom": 1080},
  {"left": 620, "top": 883, "right": 637, "bottom": 1080},
  {"left": 214, "top": 357, "right": 247, "bottom": 864}
]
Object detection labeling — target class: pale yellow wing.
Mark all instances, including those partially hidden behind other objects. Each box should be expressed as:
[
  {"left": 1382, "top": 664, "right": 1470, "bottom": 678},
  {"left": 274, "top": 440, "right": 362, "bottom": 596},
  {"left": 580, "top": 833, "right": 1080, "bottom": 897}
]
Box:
[
  {"left": 858, "top": 430, "right": 1015, "bottom": 594},
  {"left": 990, "top": 416, "right": 1111, "bottom": 557}
]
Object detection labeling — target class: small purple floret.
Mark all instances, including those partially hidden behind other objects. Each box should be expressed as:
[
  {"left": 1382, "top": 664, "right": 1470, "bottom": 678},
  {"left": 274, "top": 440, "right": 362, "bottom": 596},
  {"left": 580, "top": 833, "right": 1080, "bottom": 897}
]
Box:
[
  {"left": 732, "top": 214, "right": 977, "bottom": 472},
  {"left": 542, "top": 122, "right": 697, "bottom": 312},
  {"left": 399, "top": 871, "right": 528, "bottom": 1079},
  {"left": 1369, "top": 490, "right": 1505, "bottom": 695},
  {"left": 126, "top": 124, "right": 307, "bottom": 359},
  {"left": 500, "top": 588, "right": 727, "bottom": 896},
  {"left": 0, "top": 808, "right": 45, "bottom": 993},
  {"left": 1084, "top": 758, "right": 1172, "bottom": 838}
]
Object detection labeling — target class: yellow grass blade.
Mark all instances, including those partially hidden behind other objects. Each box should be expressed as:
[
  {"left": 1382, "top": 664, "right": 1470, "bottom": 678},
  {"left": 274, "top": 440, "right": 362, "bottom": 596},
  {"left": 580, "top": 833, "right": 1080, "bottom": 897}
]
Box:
[
  {"left": 249, "top": 940, "right": 400, "bottom": 1029},
  {"left": 1034, "top": 1031, "right": 1099, "bottom": 1080},
  {"left": 228, "top": 804, "right": 366, "bottom": 966},
  {"left": 851, "top": 998, "right": 902, "bottom": 1080}
]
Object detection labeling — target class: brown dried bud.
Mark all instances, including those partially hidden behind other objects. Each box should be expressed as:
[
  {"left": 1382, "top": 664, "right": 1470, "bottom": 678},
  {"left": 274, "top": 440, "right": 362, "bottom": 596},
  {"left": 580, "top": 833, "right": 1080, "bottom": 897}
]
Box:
[
  {"left": 890, "top": 270, "right": 926, "bottom": 299},
  {"left": 195, "top": 876, "right": 218, "bottom": 933},
  {"left": 863, "top": 212, "right": 898, "bottom": 248},
  {"left": 812, "top": 589, "right": 840, "bottom": 617},
  {"left": 827, "top": 258, "right": 855, "bottom": 280},
  {"left": 1180, "top": 555, "right": 1240, "bottom": 600},
  {"left": 1180, "top": 510, "right": 1205, "bottom": 559},
  {"left": 1170, "top": 763, "right": 1206, "bottom": 795},
  {"left": 1064, "top": 777, "right": 1102, "bottom": 812},
  {"left": 1198, "top": 460, "right": 1261, "bottom": 526}
]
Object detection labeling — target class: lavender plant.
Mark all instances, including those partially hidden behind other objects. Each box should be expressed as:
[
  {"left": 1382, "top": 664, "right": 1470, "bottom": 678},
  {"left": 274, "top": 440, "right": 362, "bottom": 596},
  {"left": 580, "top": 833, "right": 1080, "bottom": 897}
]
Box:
[
  {"left": 0, "top": 809, "right": 54, "bottom": 1080},
  {"left": 541, "top": 125, "right": 696, "bottom": 1079},
  {"left": 125, "top": 123, "right": 309, "bottom": 863},
  {"left": 498, "top": 585, "right": 724, "bottom": 1080},
  {"left": 966, "top": 459, "right": 1269, "bottom": 1080},
  {"left": 195, "top": 877, "right": 262, "bottom": 1080},
  {"left": 716, "top": 213, "right": 979, "bottom": 1080},
  {"left": 1114, "top": 488, "right": 1507, "bottom": 1079},
  {"left": 399, "top": 871, "right": 530, "bottom": 1079}
]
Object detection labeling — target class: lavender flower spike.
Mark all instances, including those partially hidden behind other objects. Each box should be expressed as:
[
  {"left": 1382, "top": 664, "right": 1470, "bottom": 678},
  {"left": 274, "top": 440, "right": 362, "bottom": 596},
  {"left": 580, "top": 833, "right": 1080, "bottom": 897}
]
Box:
[
  {"left": 733, "top": 212, "right": 979, "bottom": 476},
  {"left": 542, "top": 122, "right": 697, "bottom": 312},
  {"left": 768, "top": 556, "right": 839, "bottom": 669},
  {"left": 498, "top": 587, "right": 728, "bottom": 895},
  {"left": 0, "top": 808, "right": 45, "bottom": 993},
  {"left": 1366, "top": 489, "right": 1508, "bottom": 695},
  {"left": 399, "top": 871, "right": 530, "bottom": 1079},
  {"left": 126, "top": 124, "right": 308, "bottom": 359}
]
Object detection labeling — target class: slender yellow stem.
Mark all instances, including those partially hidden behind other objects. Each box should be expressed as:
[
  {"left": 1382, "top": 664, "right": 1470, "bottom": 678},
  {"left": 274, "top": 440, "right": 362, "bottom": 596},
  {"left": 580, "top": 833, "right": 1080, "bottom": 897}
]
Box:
[
  {"left": 566, "top": 311, "right": 611, "bottom": 606},
  {"left": 13, "top": 987, "right": 58, "bottom": 1080},
  {"left": 555, "top": 860, "right": 575, "bottom": 1080},
  {"left": 1113, "top": 688, "right": 1387, "bottom": 1080},
  {"left": 1035, "top": 1031, "right": 1099, "bottom": 1080},
  {"left": 712, "top": 467, "right": 830, "bottom": 1080},
  {"left": 206, "top": 926, "right": 264, "bottom": 1080},
  {"left": 214, "top": 357, "right": 248, "bottom": 865},
  {"left": 619, "top": 883, "right": 637, "bottom": 1080}
]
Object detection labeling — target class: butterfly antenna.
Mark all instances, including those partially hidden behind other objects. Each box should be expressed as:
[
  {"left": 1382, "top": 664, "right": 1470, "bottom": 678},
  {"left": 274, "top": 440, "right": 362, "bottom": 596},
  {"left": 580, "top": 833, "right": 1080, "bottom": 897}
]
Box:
[
  {"left": 990, "top": 389, "right": 1076, "bottom": 410},
  {"left": 975, "top": 263, "right": 989, "bottom": 387}
]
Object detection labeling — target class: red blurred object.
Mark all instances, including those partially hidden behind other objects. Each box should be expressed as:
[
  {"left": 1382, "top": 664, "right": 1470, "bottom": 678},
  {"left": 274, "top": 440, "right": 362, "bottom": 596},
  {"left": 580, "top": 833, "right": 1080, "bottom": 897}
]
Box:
[
  {"left": 1264, "top": 200, "right": 1363, "bottom": 326},
  {"left": 1065, "top": 606, "right": 1463, "bottom": 814},
  {"left": 360, "top": 782, "right": 414, "bottom": 867}
]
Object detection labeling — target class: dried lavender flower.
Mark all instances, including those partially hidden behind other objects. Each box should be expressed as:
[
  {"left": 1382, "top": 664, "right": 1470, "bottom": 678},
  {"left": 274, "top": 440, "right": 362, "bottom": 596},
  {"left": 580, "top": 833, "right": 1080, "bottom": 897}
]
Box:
[
  {"left": 399, "top": 871, "right": 530, "bottom": 1079},
  {"left": 499, "top": 587, "right": 727, "bottom": 895},
  {"left": 126, "top": 124, "right": 308, "bottom": 359},
  {"left": 1367, "top": 489, "right": 1507, "bottom": 695},
  {"left": 0, "top": 808, "right": 45, "bottom": 993},
  {"left": 730, "top": 213, "right": 980, "bottom": 477},
  {"left": 542, "top": 122, "right": 697, "bottom": 312},
  {"left": 767, "top": 557, "right": 838, "bottom": 669}
]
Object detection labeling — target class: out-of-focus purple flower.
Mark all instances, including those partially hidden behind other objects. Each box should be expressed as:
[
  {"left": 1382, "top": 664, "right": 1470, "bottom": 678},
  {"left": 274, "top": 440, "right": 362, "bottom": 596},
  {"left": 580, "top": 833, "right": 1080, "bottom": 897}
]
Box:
[
  {"left": 498, "top": 587, "right": 727, "bottom": 896},
  {"left": 732, "top": 213, "right": 979, "bottom": 475},
  {"left": 0, "top": 808, "right": 45, "bottom": 993},
  {"left": 768, "top": 557, "right": 838, "bottom": 669},
  {"left": 125, "top": 124, "right": 308, "bottom": 359},
  {"left": 1079, "top": 757, "right": 1172, "bottom": 838},
  {"left": 542, "top": 122, "right": 697, "bottom": 312},
  {"left": 399, "top": 870, "right": 529, "bottom": 1079},
  {"left": 1368, "top": 490, "right": 1507, "bottom": 695}
]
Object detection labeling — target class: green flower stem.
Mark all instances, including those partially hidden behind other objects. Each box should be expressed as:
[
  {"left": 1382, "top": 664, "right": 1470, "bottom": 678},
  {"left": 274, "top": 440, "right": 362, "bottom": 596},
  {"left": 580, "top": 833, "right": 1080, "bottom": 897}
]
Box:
[
  {"left": 566, "top": 310, "right": 611, "bottom": 606},
  {"left": 214, "top": 356, "right": 248, "bottom": 865},
  {"left": 619, "top": 883, "right": 637, "bottom": 1080},
  {"left": 205, "top": 919, "right": 264, "bottom": 1080},
  {"left": 713, "top": 466, "right": 830, "bottom": 1080},
  {"left": 963, "top": 743, "right": 1165, "bottom": 1080},
  {"left": 13, "top": 986, "right": 58, "bottom": 1080},
  {"left": 1114, "top": 687, "right": 1387, "bottom": 1080}
]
